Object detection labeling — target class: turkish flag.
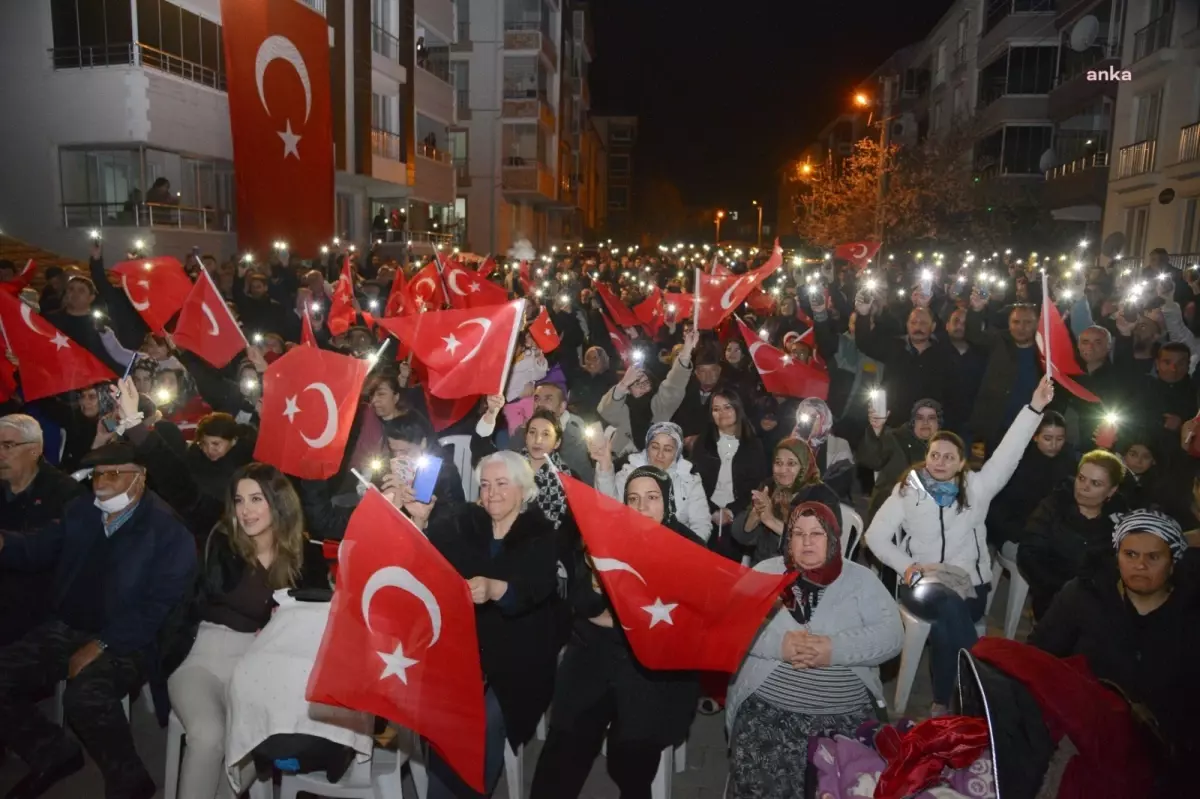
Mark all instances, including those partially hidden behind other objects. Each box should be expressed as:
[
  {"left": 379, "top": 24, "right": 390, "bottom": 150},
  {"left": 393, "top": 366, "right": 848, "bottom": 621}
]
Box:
[
  {"left": 634, "top": 287, "right": 665, "bottom": 337},
  {"left": 300, "top": 307, "right": 318, "bottom": 348},
  {"left": 736, "top": 318, "right": 829, "bottom": 400},
  {"left": 376, "top": 300, "right": 525, "bottom": 399},
  {"left": 384, "top": 268, "right": 409, "bottom": 317},
  {"left": 111, "top": 256, "right": 194, "bottom": 335},
  {"left": 560, "top": 475, "right": 792, "bottom": 672},
  {"left": 476, "top": 255, "right": 497, "bottom": 279},
  {"left": 174, "top": 269, "right": 249, "bottom": 369},
  {"left": 444, "top": 261, "right": 510, "bottom": 310},
  {"left": 407, "top": 262, "right": 447, "bottom": 313},
  {"left": 529, "top": 306, "right": 561, "bottom": 352},
  {"left": 220, "top": 0, "right": 334, "bottom": 256},
  {"left": 253, "top": 345, "right": 370, "bottom": 479},
  {"left": 327, "top": 257, "right": 357, "bottom": 336},
  {"left": 306, "top": 489, "right": 487, "bottom": 791},
  {"left": 745, "top": 287, "right": 777, "bottom": 317},
  {"left": 421, "top": 380, "right": 479, "bottom": 432},
  {"left": 596, "top": 283, "right": 640, "bottom": 329},
  {"left": 695, "top": 241, "right": 783, "bottom": 329},
  {"left": 663, "top": 292, "right": 692, "bottom": 323},
  {"left": 0, "top": 260, "right": 37, "bottom": 297},
  {"left": 1037, "top": 300, "right": 1099, "bottom": 403},
  {"left": 0, "top": 292, "right": 116, "bottom": 402},
  {"left": 834, "top": 241, "right": 881, "bottom": 270},
  {"left": 601, "top": 314, "right": 632, "bottom": 365}
]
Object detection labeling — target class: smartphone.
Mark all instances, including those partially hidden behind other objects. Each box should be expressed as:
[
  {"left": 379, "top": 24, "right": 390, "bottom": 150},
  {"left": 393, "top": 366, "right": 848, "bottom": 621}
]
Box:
[
  {"left": 976, "top": 281, "right": 991, "bottom": 301},
  {"left": 794, "top": 413, "right": 815, "bottom": 441},
  {"left": 411, "top": 455, "right": 442, "bottom": 504},
  {"left": 868, "top": 388, "right": 887, "bottom": 418}
]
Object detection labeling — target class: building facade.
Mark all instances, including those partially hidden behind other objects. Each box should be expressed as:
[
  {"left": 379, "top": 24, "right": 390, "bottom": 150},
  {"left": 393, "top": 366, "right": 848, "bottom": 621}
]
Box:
[
  {"left": 0, "top": 0, "right": 456, "bottom": 263},
  {"left": 1100, "top": 0, "right": 1200, "bottom": 264},
  {"left": 593, "top": 115, "right": 636, "bottom": 242}
]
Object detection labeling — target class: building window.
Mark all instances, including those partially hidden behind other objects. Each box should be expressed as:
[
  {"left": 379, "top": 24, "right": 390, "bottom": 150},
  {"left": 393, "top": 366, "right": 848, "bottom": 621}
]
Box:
[
  {"left": 952, "top": 85, "right": 963, "bottom": 118},
  {"left": 337, "top": 193, "right": 355, "bottom": 240},
  {"left": 608, "top": 186, "right": 629, "bottom": 210},
  {"left": 1007, "top": 46, "right": 1057, "bottom": 94},
  {"left": 609, "top": 124, "right": 634, "bottom": 144},
  {"left": 609, "top": 154, "right": 630, "bottom": 179},
  {"left": 372, "top": 93, "right": 398, "bottom": 134},
  {"left": 1001, "top": 125, "right": 1053, "bottom": 174},
  {"left": 984, "top": 0, "right": 1054, "bottom": 37},
  {"left": 1133, "top": 88, "right": 1163, "bottom": 142},
  {"left": 1181, "top": 197, "right": 1200, "bottom": 253},
  {"left": 1125, "top": 205, "right": 1150, "bottom": 258},
  {"left": 931, "top": 101, "right": 942, "bottom": 133},
  {"left": 933, "top": 41, "right": 946, "bottom": 85}
]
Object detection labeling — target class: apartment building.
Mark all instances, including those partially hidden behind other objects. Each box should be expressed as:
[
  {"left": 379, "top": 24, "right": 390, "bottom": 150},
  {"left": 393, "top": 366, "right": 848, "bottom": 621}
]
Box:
[
  {"left": 593, "top": 115, "right": 636, "bottom": 242},
  {"left": 0, "top": 0, "right": 452, "bottom": 261},
  {"left": 1100, "top": 0, "right": 1200, "bottom": 262}
]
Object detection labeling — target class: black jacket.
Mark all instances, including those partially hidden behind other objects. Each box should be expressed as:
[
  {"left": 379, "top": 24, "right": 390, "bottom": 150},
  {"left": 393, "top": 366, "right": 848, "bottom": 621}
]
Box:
[
  {"left": 690, "top": 429, "right": 767, "bottom": 518},
  {"left": 854, "top": 322, "right": 955, "bottom": 433},
  {"left": 550, "top": 520, "right": 700, "bottom": 747},
  {"left": 1030, "top": 556, "right": 1200, "bottom": 783},
  {"left": 985, "top": 446, "right": 1078, "bottom": 549},
  {"left": 427, "top": 505, "right": 560, "bottom": 749}
]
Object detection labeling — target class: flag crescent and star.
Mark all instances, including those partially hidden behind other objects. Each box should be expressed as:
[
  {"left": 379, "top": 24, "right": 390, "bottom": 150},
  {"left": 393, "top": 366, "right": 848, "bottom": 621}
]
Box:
[
  {"left": 255, "top": 35, "right": 312, "bottom": 160},
  {"left": 362, "top": 566, "right": 444, "bottom": 684}
]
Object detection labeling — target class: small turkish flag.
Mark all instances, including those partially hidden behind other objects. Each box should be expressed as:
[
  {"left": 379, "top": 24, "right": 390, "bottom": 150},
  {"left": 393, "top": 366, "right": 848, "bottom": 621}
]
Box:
[
  {"left": 1036, "top": 300, "right": 1099, "bottom": 403},
  {"left": 529, "top": 306, "right": 561, "bottom": 352},
  {"left": 174, "top": 269, "right": 248, "bottom": 369},
  {"left": 560, "top": 475, "right": 792, "bottom": 672},
  {"left": 376, "top": 300, "right": 525, "bottom": 399},
  {"left": 745, "top": 286, "right": 777, "bottom": 317},
  {"left": 736, "top": 317, "right": 830, "bottom": 400},
  {"left": 220, "top": 0, "right": 334, "bottom": 256},
  {"left": 663, "top": 292, "right": 692, "bottom": 323},
  {"left": 111, "top": 256, "right": 194, "bottom": 335},
  {"left": 596, "top": 283, "right": 641, "bottom": 329},
  {"left": 833, "top": 241, "right": 881, "bottom": 269},
  {"left": 476, "top": 255, "right": 497, "bottom": 279},
  {"left": 695, "top": 240, "right": 783, "bottom": 329},
  {"left": 444, "top": 261, "right": 509, "bottom": 310},
  {"left": 300, "top": 307, "right": 318, "bottom": 348},
  {"left": 384, "top": 268, "right": 409, "bottom": 317},
  {"left": 253, "top": 345, "right": 370, "bottom": 479},
  {"left": 306, "top": 489, "right": 487, "bottom": 792},
  {"left": 0, "top": 292, "right": 116, "bottom": 402},
  {"left": 634, "top": 286, "right": 665, "bottom": 337},
  {"left": 601, "top": 314, "right": 632, "bottom": 366},
  {"left": 327, "top": 257, "right": 357, "bottom": 336},
  {"left": 407, "top": 262, "right": 447, "bottom": 313}
]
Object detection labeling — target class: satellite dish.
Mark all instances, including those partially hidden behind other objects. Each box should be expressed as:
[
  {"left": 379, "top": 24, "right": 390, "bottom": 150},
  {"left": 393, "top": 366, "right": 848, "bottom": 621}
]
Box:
[
  {"left": 1101, "top": 231, "right": 1126, "bottom": 258},
  {"left": 1038, "top": 149, "right": 1057, "bottom": 172},
  {"left": 1070, "top": 16, "right": 1101, "bottom": 52}
]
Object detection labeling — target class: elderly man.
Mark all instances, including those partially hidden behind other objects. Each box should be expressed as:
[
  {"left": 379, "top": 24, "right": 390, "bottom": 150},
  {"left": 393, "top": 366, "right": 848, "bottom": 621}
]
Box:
[
  {"left": 0, "top": 415, "right": 85, "bottom": 647},
  {"left": 0, "top": 442, "right": 196, "bottom": 799}
]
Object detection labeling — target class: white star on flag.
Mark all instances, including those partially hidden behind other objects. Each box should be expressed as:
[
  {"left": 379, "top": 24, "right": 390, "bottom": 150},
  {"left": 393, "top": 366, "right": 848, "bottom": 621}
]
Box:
[
  {"left": 278, "top": 119, "right": 302, "bottom": 159},
  {"left": 50, "top": 333, "right": 70, "bottom": 351},
  {"left": 442, "top": 334, "right": 461, "bottom": 354},
  {"left": 377, "top": 641, "right": 420, "bottom": 684},
  {"left": 283, "top": 396, "right": 301, "bottom": 422},
  {"left": 641, "top": 597, "right": 678, "bottom": 628},
  {"left": 468, "top": 282, "right": 481, "bottom": 293}
]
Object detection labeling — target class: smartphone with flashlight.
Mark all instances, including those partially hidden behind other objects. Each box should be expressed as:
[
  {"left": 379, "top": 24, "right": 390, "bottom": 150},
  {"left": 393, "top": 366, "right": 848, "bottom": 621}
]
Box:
[
  {"left": 794, "top": 413, "right": 815, "bottom": 441},
  {"left": 868, "top": 388, "right": 887, "bottom": 419},
  {"left": 411, "top": 456, "right": 442, "bottom": 504}
]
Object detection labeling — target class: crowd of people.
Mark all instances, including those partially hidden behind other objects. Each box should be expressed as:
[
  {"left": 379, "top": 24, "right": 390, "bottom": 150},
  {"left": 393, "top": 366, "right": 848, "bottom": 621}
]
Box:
[{"left": 0, "top": 237, "right": 1196, "bottom": 799}]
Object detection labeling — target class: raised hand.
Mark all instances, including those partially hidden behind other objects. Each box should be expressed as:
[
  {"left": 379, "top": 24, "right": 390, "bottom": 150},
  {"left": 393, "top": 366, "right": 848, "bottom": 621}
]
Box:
[{"left": 1030, "top": 375, "right": 1054, "bottom": 412}]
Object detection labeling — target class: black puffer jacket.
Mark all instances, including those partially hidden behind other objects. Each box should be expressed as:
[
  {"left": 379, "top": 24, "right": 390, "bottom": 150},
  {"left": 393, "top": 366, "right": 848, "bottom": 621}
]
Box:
[{"left": 985, "top": 444, "right": 1078, "bottom": 549}]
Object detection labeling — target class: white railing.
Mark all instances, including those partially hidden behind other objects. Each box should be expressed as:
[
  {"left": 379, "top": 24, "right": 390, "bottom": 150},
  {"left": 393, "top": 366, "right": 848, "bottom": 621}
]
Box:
[{"left": 61, "top": 202, "right": 233, "bottom": 231}]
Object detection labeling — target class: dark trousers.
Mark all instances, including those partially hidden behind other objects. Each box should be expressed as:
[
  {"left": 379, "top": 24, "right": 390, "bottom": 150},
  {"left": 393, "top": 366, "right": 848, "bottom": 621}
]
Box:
[
  {"left": 425, "top": 688, "right": 506, "bottom": 799},
  {"left": 0, "top": 619, "right": 149, "bottom": 799},
  {"left": 529, "top": 689, "right": 662, "bottom": 799},
  {"left": 900, "top": 585, "right": 990, "bottom": 706}
]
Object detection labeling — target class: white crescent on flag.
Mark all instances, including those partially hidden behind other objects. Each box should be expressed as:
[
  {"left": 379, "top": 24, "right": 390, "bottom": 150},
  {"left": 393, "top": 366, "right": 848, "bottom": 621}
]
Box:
[
  {"left": 200, "top": 302, "right": 221, "bottom": 336},
  {"left": 413, "top": 275, "right": 438, "bottom": 299},
  {"left": 591, "top": 557, "right": 648, "bottom": 585},
  {"left": 748, "top": 341, "right": 776, "bottom": 375},
  {"left": 361, "top": 566, "right": 443, "bottom": 645},
  {"left": 298, "top": 382, "right": 338, "bottom": 448},
  {"left": 720, "top": 277, "right": 747, "bottom": 310},
  {"left": 121, "top": 275, "right": 152, "bottom": 312},
  {"left": 457, "top": 318, "right": 492, "bottom": 362},
  {"left": 850, "top": 243, "right": 868, "bottom": 259},
  {"left": 446, "top": 268, "right": 468, "bottom": 297}
]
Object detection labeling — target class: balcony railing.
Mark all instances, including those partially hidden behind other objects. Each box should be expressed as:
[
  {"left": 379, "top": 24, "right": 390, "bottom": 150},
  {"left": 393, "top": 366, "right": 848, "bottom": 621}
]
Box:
[
  {"left": 417, "top": 48, "right": 452, "bottom": 85},
  {"left": 372, "top": 229, "right": 458, "bottom": 247},
  {"left": 953, "top": 45, "right": 967, "bottom": 68},
  {"left": 61, "top": 201, "right": 233, "bottom": 231},
  {"left": 1116, "top": 138, "right": 1157, "bottom": 178},
  {"left": 503, "top": 85, "right": 548, "bottom": 102},
  {"left": 1180, "top": 121, "right": 1200, "bottom": 163},
  {"left": 1055, "top": 36, "right": 1116, "bottom": 85},
  {"left": 296, "top": 0, "right": 327, "bottom": 15},
  {"left": 1044, "top": 152, "right": 1109, "bottom": 180},
  {"left": 49, "top": 43, "right": 226, "bottom": 91},
  {"left": 1133, "top": 12, "right": 1173, "bottom": 62},
  {"left": 371, "top": 128, "right": 402, "bottom": 161},
  {"left": 372, "top": 24, "right": 401, "bottom": 61},
  {"left": 416, "top": 143, "right": 452, "bottom": 164}
]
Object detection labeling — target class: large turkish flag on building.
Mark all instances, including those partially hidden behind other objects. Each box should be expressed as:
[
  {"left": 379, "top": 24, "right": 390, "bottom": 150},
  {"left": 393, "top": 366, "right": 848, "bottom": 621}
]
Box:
[
  {"left": 221, "top": 0, "right": 334, "bottom": 257},
  {"left": 560, "top": 475, "right": 793, "bottom": 673},
  {"left": 306, "top": 489, "right": 487, "bottom": 792}
]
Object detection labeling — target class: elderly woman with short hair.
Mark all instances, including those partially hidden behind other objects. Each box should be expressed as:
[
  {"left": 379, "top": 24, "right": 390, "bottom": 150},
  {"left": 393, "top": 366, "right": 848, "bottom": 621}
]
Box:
[
  {"left": 408, "top": 451, "right": 561, "bottom": 799},
  {"left": 726, "top": 502, "right": 902, "bottom": 799}
]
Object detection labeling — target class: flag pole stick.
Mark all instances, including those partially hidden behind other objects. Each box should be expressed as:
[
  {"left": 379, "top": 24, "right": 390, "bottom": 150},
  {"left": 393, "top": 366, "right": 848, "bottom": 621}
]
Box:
[
  {"left": 1041, "top": 269, "right": 1052, "bottom": 379},
  {"left": 431, "top": 247, "right": 451, "bottom": 308},
  {"left": 693, "top": 267, "right": 701, "bottom": 328},
  {"left": 495, "top": 299, "right": 527, "bottom": 399}
]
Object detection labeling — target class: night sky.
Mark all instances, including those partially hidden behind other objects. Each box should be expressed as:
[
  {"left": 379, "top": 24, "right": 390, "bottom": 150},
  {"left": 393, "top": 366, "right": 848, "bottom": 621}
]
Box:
[{"left": 589, "top": 0, "right": 955, "bottom": 216}]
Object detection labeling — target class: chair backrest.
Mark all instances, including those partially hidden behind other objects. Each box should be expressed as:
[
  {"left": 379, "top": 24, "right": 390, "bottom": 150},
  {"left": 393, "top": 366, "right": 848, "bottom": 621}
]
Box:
[
  {"left": 840, "top": 503, "right": 864, "bottom": 562},
  {"left": 439, "top": 434, "right": 477, "bottom": 501}
]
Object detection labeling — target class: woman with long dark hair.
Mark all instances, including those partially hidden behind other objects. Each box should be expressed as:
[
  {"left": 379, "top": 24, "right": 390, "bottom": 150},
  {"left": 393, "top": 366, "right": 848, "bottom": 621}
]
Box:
[{"left": 690, "top": 388, "right": 767, "bottom": 559}]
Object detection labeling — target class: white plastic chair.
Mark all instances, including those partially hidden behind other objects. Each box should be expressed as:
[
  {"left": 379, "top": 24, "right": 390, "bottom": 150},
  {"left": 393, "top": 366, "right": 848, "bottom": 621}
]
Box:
[
  {"left": 839, "top": 504, "right": 864, "bottom": 561},
  {"left": 892, "top": 603, "right": 989, "bottom": 715},
  {"left": 163, "top": 711, "right": 274, "bottom": 799},
  {"left": 278, "top": 733, "right": 427, "bottom": 799},
  {"left": 650, "top": 746, "right": 674, "bottom": 799},
  {"left": 503, "top": 742, "right": 524, "bottom": 799},
  {"left": 673, "top": 741, "right": 687, "bottom": 774},
  {"left": 990, "top": 546, "right": 1030, "bottom": 640},
  {"left": 438, "top": 434, "right": 477, "bottom": 501}
]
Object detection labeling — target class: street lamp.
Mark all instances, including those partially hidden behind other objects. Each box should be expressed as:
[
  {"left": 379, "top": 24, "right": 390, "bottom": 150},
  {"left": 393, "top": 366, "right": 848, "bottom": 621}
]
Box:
[
  {"left": 751, "top": 200, "right": 763, "bottom": 248},
  {"left": 853, "top": 92, "right": 871, "bottom": 108},
  {"left": 714, "top": 210, "right": 725, "bottom": 244}
]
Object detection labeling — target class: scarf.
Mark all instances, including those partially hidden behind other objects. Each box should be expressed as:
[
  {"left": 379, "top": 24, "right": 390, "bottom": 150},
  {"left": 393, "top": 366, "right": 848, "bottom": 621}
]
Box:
[
  {"left": 528, "top": 450, "right": 571, "bottom": 530},
  {"left": 909, "top": 399, "right": 944, "bottom": 434},
  {"left": 1112, "top": 508, "right": 1187, "bottom": 562},
  {"left": 624, "top": 464, "right": 679, "bottom": 526},
  {"left": 781, "top": 502, "right": 844, "bottom": 624},
  {"left": 644, "top": 421, "right": 684, "bottom": 465},
  {"left": 795, "top": 398, "right": 835, "bottom": 449},
  {"left": 917, "top": 468, "right": 959, "bottom": 508}
]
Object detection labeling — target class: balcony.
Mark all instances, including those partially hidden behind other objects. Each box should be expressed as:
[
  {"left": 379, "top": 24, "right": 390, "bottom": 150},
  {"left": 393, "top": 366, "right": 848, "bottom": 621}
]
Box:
[
  {"left": 1043, "top": 153, "right": 1109, "bottom": 213},
  {"left": 61, "top": 202, "right": 232, "bottom": 232},
  {"left": 1044, "top": 152, "right": 1109, "bottom": 181},
  {"left": 372, "top": 129, "right": 402, "bottom": 161},
  {"left": 372, "top": 24, "right": 400, "bottom": 61},
  {"left": 1116, "top": 139, "right": 1156, "bottom": 178},
  {"left": 501, "top": 159, "right": 556, "bottom": 203},
  {"left": 1048, "top": 38, "right": 1119, "bottom": 119},
  {"left": 413, "top": 150, "right": 455, "bottom": 205},
  {"left": 978, "top": 1, "right": 1055, "bottom": 64},
  {"left": 1133, "top": 12, "right": 1173, "bottom": 63},
  {"left": 417, "top": 143, "right": 452, "bottom": 164},
  {"left": 415, "top": 65, "right": 455, "bottom": 123},
  {"left": 1163, "top": 122, "right": 1200, "bottom": 181},
  {"left": 371, "top": 25, "right": 407, "bottom": 88},
  {"left": 952, "top": 45, "right": 968, "bottom": 71},
  {"left": 454, "top": 158, "right": 471, "bottom": 187},
  {"left": 504, "top": 28, "right": 557, "bottom": 71},
  {"left": 50, "top": 43, "right": 226, "bottom": 91}
]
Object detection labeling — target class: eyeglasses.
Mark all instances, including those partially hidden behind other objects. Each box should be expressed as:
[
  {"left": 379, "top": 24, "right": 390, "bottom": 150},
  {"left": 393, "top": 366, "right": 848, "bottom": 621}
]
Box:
[
  {"left": 791, "top": 530, "right": 827, "bottom": 542},
  {"left": 0, "top": 441, "right": 36, "bottom": 452},
  {"left": 91, "top": 468, "right": 142, "bottom": 483}
]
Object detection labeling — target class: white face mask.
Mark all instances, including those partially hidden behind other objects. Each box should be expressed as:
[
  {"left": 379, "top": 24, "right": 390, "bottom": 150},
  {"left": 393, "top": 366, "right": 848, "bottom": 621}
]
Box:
[{"left": 94, "top": 475, "right": 142, "bottom": 514}]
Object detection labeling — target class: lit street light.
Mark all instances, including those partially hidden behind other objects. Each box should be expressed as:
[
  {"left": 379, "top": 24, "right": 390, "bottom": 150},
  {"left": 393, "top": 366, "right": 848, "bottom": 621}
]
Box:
[
  {"left": 751, "top": 200, "right": 763, "bottom": 249},
  {"left": 714, "top": 210, "right": 725, "bottom": 244}
]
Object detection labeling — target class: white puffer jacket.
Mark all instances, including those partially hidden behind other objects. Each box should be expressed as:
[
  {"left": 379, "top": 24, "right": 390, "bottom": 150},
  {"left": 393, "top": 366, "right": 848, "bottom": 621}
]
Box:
[
  {"left": 865, "top": 406, "right": 1042, "bottom": 586},
  {"left": 594, "top": 452, "right": 713, "bottom": 542}
]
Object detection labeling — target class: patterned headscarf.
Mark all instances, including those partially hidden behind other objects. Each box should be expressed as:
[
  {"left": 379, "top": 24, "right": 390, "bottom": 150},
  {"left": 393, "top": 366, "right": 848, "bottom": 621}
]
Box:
[
  {"left": 909, "top": 399, "right": 944, "bottom": 435},
  {"left": 1112, "top": 509, "right": 1187, "bottom": 563},
  {"left": 795, "top": 398, "right": 835, "bottom": 449},
  {"left": 781, "top": 501, "right": 843, "bottom": 624},
  {"left": 644, "top": 421, "right": 684, "bottom": 465}
]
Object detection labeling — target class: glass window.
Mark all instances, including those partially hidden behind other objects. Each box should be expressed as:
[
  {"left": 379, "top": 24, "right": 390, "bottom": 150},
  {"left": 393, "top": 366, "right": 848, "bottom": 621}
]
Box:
[
  {"left": 1134, "top": 89, "right": 1163, "bottom": 142},
  {"left": 1125, "top": 205, "right": 1149, "bottom": 257},
  {"left": 1180, "top": 197, "right": 1200, "bottom": 253},
  {"left": 160, "top": 2, "right": 181, "bottom": 57},
  {"left": 59, "top": 148, "right": 142, "bottom": 206},
  {"left": 448, "top": 130, "right": 468, "bottom": 160},
  {"left": 1001, "top": 125, "right": 1053, "bottom": 174},
  {"left": 609, "top": 154, "right": 630, "bottom": 177},
  {"left": 609, "top": 186, "right": 628, "bottom": 209},
  {"left": 137, "top": 0, "right": 160, "bottom": 49},
  {"left": 199, "top": 18, "right": 219, "bottom": 72},
  {"left": 1007, "top": 47, "right": 1056, "bottom": 94},
  {"left": 180, "top": 8, "right": 201, "bottom": 64},
  {"left": 51, "top": 0, "right": 80, "bottom": 50}
]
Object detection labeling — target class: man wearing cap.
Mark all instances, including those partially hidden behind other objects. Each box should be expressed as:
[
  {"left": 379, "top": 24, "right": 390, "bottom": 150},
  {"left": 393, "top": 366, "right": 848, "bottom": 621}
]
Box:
[{"left": 0, "top": 441, "right": 196, "bottom": 799}]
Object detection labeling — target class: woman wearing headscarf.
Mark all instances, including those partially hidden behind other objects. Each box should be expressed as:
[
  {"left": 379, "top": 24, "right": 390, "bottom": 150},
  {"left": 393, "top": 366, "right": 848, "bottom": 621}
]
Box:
[
  {"left": 732, "top": 438, "right": 841, "bottom": 566},
  {"left": 1030, "top": 510, "right": 1200, "bottom": 793},
  {"left": 592, "top": 421, "right": 712, "bottom": 542},
  {"left": 529, "top": 466, "right": 701, "bottom": 799},
  {"left": 790, "top": 398, "right": 854, "bottom": 503},
  {"left": 569, "top": 346, "right": 618, "bottom": 424},
  {"left": 726, "top": 502, "right": 902, "bottom": 799},
  {"left": 857, "top": 398, "right": 943, "bottom": 523}
]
